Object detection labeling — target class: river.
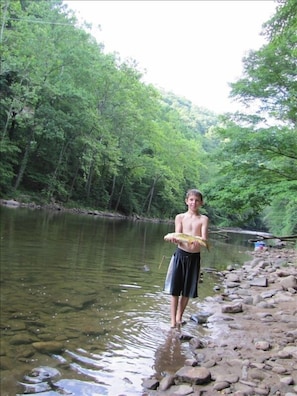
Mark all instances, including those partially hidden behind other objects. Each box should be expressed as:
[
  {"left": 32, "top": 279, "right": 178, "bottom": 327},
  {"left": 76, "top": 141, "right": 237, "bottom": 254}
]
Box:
[{"left": 0, "top": 206, "right": 253, "bottom": 395}]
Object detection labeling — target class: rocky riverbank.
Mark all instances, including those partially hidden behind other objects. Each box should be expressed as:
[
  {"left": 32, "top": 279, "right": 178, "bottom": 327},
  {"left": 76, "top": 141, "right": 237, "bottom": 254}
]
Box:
[
  {"left": 0, "top": 198, "right": 170, "bottom": 223},
  {"left": 143, "top": 248, "right": 297, "bottom": 396}
]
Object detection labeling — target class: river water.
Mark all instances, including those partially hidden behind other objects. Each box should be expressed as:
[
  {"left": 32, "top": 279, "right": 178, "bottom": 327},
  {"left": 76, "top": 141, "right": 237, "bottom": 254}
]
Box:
[{"left": 0, "top": 206, "right": 253, "bottom": 395}]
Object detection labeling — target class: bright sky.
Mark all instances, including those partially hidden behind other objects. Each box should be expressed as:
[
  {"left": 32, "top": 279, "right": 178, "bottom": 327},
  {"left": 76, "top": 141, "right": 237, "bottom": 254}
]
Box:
[{"left": 64, "top": 1, "right": 277, "bottom": 114}]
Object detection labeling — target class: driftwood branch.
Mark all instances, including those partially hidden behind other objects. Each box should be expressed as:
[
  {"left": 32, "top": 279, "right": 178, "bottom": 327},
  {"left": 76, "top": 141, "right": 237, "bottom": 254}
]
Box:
[
  {"left": 248, "top": 235, "right": 297, "bottom": 243},
  {"left": 212, "top": 228, "right": 297, "bottom": 245}
]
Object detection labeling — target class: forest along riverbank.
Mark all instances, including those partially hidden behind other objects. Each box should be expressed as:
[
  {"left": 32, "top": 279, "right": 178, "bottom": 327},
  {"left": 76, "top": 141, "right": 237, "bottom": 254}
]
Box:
[{"left": 143, "top": 247, "right": 297, "bottom": 396}]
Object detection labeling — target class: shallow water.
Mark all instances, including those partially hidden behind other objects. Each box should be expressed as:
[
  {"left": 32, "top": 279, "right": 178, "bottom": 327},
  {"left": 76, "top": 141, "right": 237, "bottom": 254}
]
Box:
[{"left": 0, "top": 207, "right": 253, "bottom": 395}]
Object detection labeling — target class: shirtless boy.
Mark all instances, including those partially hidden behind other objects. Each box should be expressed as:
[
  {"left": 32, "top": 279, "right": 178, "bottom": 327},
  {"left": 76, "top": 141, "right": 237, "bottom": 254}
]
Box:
[{"left": 165, "top": 189, "right": 209, "bottom": 328}]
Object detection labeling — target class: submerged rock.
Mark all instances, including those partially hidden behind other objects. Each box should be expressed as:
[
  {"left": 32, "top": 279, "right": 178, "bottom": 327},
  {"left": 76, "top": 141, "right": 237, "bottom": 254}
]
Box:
[{"left": 32, "top": 341, "right": 64, "bottom": 354}]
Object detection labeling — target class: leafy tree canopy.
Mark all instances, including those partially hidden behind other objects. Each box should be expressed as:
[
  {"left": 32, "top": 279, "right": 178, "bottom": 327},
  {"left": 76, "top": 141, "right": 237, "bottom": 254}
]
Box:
[{"left": 204, "top": 0, "right": 297, "bottom": 235}]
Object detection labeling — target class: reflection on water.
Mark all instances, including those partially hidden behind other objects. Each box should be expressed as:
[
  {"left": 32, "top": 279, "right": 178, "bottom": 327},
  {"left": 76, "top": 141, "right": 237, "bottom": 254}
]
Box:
[
  {"left": 154, "top": 329, "right": 187, "bottom": 376},
  {"left": 0, "top": 207, "right": 252, "bottom": 395}
]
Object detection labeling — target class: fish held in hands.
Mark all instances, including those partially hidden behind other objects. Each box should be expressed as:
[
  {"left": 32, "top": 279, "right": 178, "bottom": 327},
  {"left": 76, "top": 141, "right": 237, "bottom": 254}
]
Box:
[{"left": 164, "top": 232, "right": 209, "bottom": 250}]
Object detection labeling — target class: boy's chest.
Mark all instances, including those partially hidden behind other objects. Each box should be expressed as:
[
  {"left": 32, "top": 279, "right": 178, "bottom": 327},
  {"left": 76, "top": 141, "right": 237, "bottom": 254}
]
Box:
[{"left": 182, "top": 216, "right": 202, "bottom": 234}]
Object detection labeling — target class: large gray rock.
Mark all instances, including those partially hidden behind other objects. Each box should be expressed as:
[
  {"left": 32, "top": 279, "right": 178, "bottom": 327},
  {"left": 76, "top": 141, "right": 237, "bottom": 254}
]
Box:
[
  {"left": 175, "top": 366, "right": 211, "bottom": 385},
  {"left": 280, "top": 275, "right": 297, "bottom": 290}
]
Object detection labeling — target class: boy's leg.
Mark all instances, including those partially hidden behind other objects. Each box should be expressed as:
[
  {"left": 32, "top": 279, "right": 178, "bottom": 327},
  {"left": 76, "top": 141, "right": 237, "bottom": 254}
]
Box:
[
  {"left": 170, "top": 295, "right": 178, "bottom": 327},
  {"left": 176, "top": 296, "right": 189, "bottom": 324}
]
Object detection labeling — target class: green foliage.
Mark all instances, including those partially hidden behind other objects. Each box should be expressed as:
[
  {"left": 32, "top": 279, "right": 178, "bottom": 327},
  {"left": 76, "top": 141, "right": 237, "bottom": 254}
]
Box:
[
  {"left": 230, "top": 0, "right": 297, "bottom": 125},
  {"left": 203, "top": 0, "right": 297, "bottom": 234},
  {"left": 0, "top": 138, "right": 20, "bottom": 193},
  {"left": 263, "top": 181, "right": 297, "bottom": 235},
  {"left": 0, "top": 0, "right": 216, "bottom": 218}
]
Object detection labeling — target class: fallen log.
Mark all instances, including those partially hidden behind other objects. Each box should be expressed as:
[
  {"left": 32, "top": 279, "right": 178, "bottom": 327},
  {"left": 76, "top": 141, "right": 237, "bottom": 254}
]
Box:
[{"left": 248, "top": 234, "right": 297, "bottom": 243}]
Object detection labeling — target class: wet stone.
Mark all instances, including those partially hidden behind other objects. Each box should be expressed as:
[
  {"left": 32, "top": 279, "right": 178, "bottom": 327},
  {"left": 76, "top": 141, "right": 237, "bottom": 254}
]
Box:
[
  {"left": 169, "top": 384, "right": 193, "bottom": 395},
  {"left": 0, "top": 340, "right": 8, "bottom": 356},
  {"left": 280, "top": 376, "right": 294, "bottom": 385},
  {"left": 53, "top": 296, "right": 96, "bottom": 310},
  {"left": 221, "top": 303, "right": 243, "bottom": 314},
  {"left": 203, "top": 359, "right": 216, "bottom": 368},
  {"left": 249, "top": 277, "right": 268, "bottom": 287},
  {"left": 0, "top": 356, "right": 13, "bottom": 370},
  {"left": 242, "top": 296, "right": 253, "bottom": 305},
  {"left": 190, "top": 312, "right": 211, "bottom": 324},
  {"left": 9, "top": 334, "right": 37, "bottom": 345},
  {"left": 253, "top": 386, "right": 270, "bottom": 395},
  {"left": 215, "top": 374, "right": 239, "bottom": 383},
  {"left": 194, "top": 353, "right": 206, "bottom": 363},
  {"left": 6, "top": 320, "right": 27, "bottom": 331},
  {"left": 271, "top": 365, "right": 288, "bottom": 374},
  {"left": 175, "top": 366, "right": 211, "bottom": 385},
  {"left": 189, "top": 337, "right": 204, "bottom": 349},
  {"left": 260, "top": 289, "right": 278, "bottom": 298},
  {"left": 253, "top": 294, "right": 264, "bottom": 305},
  {"left": 16, "top": 346, "right": 35, "bottom": 358},
  {"left": 32, "top": 341, "right": 64, "bottom": 354},
  {"left": 18, "top": 381, "right": 51, "bottom": 394},
  {"left": 142, "top": 378, "right": 159, "bottom": 390},
  {"left": 226, "top": 273, "right": 241, "bottom": 283},
  {"left": 81, "top": 327, "right": 107, "bottom": 337},
  {"left": 229, "top": 323, "right": 244, "bottom": 330},
  {"left": 286, "top": 329, "right": 297, "bottom": 339},
  {"left": 256, "top": 301, "right": 275, "bottom": 309},
  {"left": 213, "top": 381, "right": 230, "bottom": 391},
  {"left": 276, "top": 295, "right": 296, "bottom": 304},
  {"left": 255, "top": 340, "right": 270, "bottom": 351},
  {"left": 282, "top": 345, "right": 297, "bottom": 358},
  {"left": 225, "top": 281, "right": 240, "bottom": 288},
  {"left": 23, "top": 366, "right": 61, "bottom": 383},
  {"left": 280, "top": 275, "right": 297, "bottom": 290},
  {"left": 277, "top": 350, "right": 292, "bottom": 359},
  {"left": 184, "top": 358, "right": 197, "bottom": 367},
  {"left": 158, "top": 374, "right": 175, "bottom": 391},
  {"left": 249, "top": 368, "right": 268, "bottom": 381}
]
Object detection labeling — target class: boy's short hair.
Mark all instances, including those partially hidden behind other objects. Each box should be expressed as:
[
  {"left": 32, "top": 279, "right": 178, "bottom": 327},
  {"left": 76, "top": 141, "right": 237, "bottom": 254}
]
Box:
[{"left": 186, "top": 189, "right": 203, "bottom": 201}]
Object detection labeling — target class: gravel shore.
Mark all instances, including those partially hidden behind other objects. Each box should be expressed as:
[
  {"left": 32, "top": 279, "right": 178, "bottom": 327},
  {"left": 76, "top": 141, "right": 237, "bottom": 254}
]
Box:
[{"left": 143, "top": 247, "right": 297, "bottom": 396}]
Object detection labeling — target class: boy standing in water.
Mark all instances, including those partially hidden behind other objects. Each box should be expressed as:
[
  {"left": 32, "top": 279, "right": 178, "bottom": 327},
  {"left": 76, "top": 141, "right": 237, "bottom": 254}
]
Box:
[{"left": 165, "top": 189, "right": 209, "bottom": 328}]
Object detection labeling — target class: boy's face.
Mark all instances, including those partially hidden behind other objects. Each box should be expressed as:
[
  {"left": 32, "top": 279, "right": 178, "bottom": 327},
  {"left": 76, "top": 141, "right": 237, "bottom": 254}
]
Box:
[{"left": 185, "top": 194, "right": 203, "bottom": 210}]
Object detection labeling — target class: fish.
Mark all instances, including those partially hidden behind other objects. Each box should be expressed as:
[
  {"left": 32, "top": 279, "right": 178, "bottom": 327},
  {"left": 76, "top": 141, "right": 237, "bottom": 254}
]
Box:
[{"left": 164, "top": 232, "right": 210, "bottom": 250}]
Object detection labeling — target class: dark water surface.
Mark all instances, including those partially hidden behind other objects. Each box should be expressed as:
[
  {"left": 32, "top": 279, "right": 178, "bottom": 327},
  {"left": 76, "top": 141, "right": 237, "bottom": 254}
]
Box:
[{"left": 0, "top": 207, "right": 253, "bottom": 395}]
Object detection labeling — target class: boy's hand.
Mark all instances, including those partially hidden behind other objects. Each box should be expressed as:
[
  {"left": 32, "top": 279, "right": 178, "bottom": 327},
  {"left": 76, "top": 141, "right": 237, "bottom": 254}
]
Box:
[
  {"left": 164, "top": 235, "right": 179, "bottom": 245},
  {"left": 191, "top": 240, "right": 199, "bottom": 248}
]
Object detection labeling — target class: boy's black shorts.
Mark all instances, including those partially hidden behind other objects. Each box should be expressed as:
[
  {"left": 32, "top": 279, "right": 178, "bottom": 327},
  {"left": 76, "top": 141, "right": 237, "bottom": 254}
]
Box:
[{"left": 170, "top": 248, "right": 201, "bottom": 298}]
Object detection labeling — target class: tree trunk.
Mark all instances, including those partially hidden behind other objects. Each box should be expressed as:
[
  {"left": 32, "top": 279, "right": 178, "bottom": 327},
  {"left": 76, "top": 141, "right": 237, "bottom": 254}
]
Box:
[
  {"left": 68, "top": 162, "right": 80, "bottom": 202},
  {"left": 47, "top": 141, "right": 68, "bottom": 201},
  {"left": 114, "top": 181, "right": 124, "bottom": 212},
  {"left": 108, "top": 174, "right": 116, "bottom": 209},
  {"left": 86, "top": 161, "right": 94, "bottom": 200},
  {"left": 146, "top": 175, "right": 161, "bottom": 214},
  {"left": 14, "top": 129, "right": 35, "bottom": 190}
]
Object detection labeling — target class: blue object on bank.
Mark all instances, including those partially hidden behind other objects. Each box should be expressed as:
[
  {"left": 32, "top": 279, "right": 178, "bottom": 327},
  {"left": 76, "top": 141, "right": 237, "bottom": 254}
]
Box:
[{"left": 254, "top": 241, "right": 266, "bottom": 249}]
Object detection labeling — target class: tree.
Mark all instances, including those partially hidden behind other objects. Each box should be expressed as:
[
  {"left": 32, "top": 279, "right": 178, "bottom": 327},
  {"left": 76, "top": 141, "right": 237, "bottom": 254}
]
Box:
[{"left": 204, "top": 0, "right": 297, "bottom": 234}]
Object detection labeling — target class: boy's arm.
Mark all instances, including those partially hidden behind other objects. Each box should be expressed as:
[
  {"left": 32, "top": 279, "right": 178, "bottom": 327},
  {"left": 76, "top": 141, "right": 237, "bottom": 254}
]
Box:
[
  {"left": 201, "top": 216, "right": 209, "bottom": 240},
  {"left": 175, "top": 213, "right": 183, "bottom": 233},
  {"left": 164, "top": 214, "right": 183, "bottom": 245}
]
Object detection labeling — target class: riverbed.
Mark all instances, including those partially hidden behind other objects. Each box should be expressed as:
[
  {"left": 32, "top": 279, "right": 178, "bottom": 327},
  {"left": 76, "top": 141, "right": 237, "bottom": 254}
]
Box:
[{"left": 1, "top": 205, "right": 257, "bottom": 395}]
